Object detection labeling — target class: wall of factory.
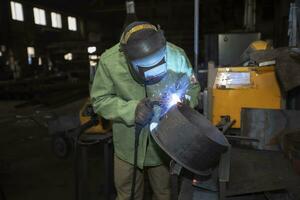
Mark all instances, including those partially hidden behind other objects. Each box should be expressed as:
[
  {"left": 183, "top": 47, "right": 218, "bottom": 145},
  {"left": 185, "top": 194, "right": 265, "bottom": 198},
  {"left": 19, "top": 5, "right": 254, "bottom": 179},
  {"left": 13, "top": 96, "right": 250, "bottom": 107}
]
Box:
[
  {"left": 0, "top": 0, "right": 86, "bottom": 80},
  {"left": 202, "top": 0, "right": 290, "bottom": 47},
  {"left": 203, "top": 0, "right": 245, "bottom": 33},
  {"left": 256, "top": 0, "right": 290, "bottom": 47}
]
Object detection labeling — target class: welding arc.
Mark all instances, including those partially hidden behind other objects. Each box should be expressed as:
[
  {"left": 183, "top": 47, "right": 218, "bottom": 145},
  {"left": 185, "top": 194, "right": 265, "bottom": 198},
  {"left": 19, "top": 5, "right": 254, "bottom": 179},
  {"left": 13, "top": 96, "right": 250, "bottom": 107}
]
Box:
[{"left": 130, "top": 125, "right": 143, "bottom": 200}]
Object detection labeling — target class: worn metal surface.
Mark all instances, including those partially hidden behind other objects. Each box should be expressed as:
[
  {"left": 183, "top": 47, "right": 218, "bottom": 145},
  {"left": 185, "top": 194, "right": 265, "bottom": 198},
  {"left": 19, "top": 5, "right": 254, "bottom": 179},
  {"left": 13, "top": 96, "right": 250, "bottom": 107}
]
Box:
[
  {"left": 276, "top": 48, "right": 300, "bottom": 92},
  {"left": 152, "top": 104, "right": 229, "bottom": 175},
  {"left": 205, "top": 33, "right": 261, "bottom": 66},
  {"left": 178, "top": 168, "right": 219, "bottom": 200},
  {"left": 219, "top": 146, "right": 231, "bottom": 183},
  {"left": 250, "top": 47, "right": 300, "bottom": 92},
  {"left": 225, "top": 148, "right": 300, "bottom": 197},
  {"left": 240, "top": 108, "right": 300, "bottom": 151},
  {"left": 249, "top": 48, "right": 280, "bottom": 63},
  {"left": 219, "top": 33, "right": 261, "bottom": 66}
]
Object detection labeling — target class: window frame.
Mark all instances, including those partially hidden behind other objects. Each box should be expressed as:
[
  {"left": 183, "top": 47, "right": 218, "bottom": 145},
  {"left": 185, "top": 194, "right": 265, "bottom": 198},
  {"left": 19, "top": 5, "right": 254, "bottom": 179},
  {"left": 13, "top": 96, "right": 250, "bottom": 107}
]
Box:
[
  {"left": 10, "top": 1, "right": 24, "bottom": 22},
  {"left": 51, "top": 12, "right": 62, "bottom": 29},
  {"left": 67, "top": 16, "right": 77, "bottom": 31},
  {"left": 33, "top": 7, "right": 47, "bottom": 26}
]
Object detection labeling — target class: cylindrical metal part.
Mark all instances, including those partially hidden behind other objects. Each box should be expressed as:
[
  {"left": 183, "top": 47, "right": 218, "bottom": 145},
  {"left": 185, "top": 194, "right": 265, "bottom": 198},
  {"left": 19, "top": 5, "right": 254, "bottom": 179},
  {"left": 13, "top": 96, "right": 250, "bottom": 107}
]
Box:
[
  {"left": 207, "top": 61, "right": 216, "bottom": 88},
  {"left": 152, "top": 104, "right": 229, "bottom": 175}
]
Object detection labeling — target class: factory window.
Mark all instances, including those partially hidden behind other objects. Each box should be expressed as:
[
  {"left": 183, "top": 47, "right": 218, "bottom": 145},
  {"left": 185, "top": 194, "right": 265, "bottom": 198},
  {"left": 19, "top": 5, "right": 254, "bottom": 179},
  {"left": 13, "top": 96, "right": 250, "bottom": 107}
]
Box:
[
  {"left": 38, "top": 57, "right": 42, "bottom": 66},
  {"left": 89, "top": 55, "right": 98, "bottom": 60},
  {"left": 51, "top": 12, "right": 62, "bottom": 28},
  {"left": 10, "top": 1, "right": 24, "bottom": 21},
  {"left": 1, "top": 45, "right": 6, "bottom": 52},
  {"left": 89, "top": 54, "right": 98, "bottom": 67},
  {"left": 27, "top": 47, "right": 35, "bottom": 65},
  {"left": 64, "top": 53, "right": 73, "bottom": 61},
  {"left": 0, "top": 45, "right": 6, "bottom": 57},
  {"left": 33, "top": 7, "right": 46, "bottom": 26},
  {"left": 89, "top": 60, "right": 97, "bottom": 67},
  {"left": 67, "top": 16, "right": 77, "bottom": 31},
  {"left": 27, "top": 47, "right": 35, "bottom": 57},
  {"left": 87, "top": 46, "right": 96, "bottom": 54}
]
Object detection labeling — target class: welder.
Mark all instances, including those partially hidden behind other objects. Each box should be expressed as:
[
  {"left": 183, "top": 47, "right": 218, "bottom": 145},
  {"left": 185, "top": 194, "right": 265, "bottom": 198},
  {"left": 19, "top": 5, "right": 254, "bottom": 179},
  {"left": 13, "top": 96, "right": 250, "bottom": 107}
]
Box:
[{"left": 90, "top": 21, "right": 200, "bottom": 200}]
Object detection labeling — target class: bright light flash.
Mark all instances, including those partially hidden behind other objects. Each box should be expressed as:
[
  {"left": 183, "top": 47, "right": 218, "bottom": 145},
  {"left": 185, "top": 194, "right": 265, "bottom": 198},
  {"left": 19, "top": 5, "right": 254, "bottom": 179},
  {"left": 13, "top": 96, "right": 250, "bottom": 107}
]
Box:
[
  {"left": 150, "top": 122, "right": 158, "bottom": 132},
  {"left": 169, "top": 93, "right": 181, "bottom": 107},
  {"left": 149, "top": 93, "right": 182, "bottom": 133}
]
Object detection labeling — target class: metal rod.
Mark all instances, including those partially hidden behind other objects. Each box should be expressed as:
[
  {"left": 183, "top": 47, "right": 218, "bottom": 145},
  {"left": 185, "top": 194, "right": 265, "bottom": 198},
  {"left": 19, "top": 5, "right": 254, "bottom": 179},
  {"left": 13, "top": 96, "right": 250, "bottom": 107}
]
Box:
[
  {"left": 104, "top": 141, "right": 111, "bottom": 200},
  {"left": 130, "top": 126, "right": 142, "bottom": 200},
  {"left": 222, "top": 120, "right": 236, "bottom": 134},
  {"left": 194, "top": 0, "right": 199, "bottom": 69},
  {"left": 225, "top": 135, "right": 259, "bottom": 142}
]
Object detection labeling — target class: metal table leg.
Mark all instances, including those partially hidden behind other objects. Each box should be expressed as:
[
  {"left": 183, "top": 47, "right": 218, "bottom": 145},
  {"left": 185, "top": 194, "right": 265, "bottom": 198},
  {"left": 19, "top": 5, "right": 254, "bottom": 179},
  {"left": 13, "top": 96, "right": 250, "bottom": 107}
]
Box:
[
  {"left": 75, "top": 144, "right": 89, "bottom": 200},
  {"left": 218, "top": 146, "right": 231, "bottom": 200},
  {"left": 104, "top": 138, "right": 114, "bottom": 200}
]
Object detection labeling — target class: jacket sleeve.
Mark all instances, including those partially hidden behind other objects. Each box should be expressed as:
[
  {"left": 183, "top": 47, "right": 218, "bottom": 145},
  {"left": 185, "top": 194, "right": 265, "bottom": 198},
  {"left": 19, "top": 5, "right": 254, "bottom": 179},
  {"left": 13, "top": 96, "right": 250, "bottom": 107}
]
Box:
[
  {"left": 180, "top": 51, "right": 201, "bottom": 108},
  {"left": 90, "top": 60, "right": 139, "bottom": 126}
]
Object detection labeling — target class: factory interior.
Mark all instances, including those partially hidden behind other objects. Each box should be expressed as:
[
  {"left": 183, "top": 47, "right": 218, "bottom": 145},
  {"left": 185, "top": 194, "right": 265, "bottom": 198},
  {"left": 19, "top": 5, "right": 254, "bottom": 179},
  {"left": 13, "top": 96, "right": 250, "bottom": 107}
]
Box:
[{"left": 1, "top": 0, "right": 300, "bottom": 200}]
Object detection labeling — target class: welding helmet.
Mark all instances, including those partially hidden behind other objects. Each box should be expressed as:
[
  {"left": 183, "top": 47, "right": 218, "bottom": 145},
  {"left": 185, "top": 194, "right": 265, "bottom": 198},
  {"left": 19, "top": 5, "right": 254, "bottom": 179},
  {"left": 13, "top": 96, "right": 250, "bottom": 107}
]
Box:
[{"left": 120, "top": 21, "right": 167, "bottom": 85}]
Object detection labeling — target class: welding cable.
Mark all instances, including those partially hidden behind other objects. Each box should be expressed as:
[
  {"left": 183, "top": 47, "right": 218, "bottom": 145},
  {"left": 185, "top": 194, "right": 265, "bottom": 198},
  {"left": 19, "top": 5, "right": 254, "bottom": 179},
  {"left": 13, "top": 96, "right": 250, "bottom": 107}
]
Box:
[
  {"left": 130, "top": 125, "right": 143, "bottom": 200},
  {"left": 74, "top": 118, "right": 99, "bottom": 200},
  {"left": 130, "top": 85, "right": 149, "bottom": 200}
]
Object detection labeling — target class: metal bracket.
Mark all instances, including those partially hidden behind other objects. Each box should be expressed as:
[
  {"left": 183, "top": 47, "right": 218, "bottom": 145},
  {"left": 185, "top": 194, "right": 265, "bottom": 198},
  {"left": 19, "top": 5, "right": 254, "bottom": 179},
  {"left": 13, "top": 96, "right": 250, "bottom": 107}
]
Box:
[{"left": 170, "top": 160, "right": 182, "bottom": 176}]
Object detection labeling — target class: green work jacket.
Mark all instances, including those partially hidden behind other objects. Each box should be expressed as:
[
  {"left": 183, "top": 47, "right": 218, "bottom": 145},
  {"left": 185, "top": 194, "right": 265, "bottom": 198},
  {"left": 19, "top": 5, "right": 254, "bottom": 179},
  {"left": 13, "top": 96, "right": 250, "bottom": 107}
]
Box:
[{"left": 90, "top": 42, "right": 200, "bottom": 169}]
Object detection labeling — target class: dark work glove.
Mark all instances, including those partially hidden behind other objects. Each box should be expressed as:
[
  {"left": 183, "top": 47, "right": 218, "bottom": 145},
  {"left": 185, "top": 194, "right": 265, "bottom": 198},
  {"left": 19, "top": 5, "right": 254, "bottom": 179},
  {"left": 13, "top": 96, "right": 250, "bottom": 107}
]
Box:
[{"left": 135, "top": 98, "right": 154, "bottom": 127}]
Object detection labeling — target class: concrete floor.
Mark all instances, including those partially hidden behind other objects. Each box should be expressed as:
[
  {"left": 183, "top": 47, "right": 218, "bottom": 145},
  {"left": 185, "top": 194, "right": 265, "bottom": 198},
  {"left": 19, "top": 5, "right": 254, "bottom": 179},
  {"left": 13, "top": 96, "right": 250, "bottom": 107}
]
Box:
[
  {"left": 0, "top": 99, "right": 109, "bottom": 200},
  {"left": 0, "top": 100, "right": 299, "bottom": 200}
]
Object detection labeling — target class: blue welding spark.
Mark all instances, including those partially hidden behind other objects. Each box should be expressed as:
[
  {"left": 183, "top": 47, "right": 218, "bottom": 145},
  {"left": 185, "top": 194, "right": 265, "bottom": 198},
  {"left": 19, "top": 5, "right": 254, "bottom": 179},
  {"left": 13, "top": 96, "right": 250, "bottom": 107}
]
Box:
[
  {"left": 150, "top": 74, "right": 190, "bottom": 132},
  {"left": 161, "top": 74, "right": 190, "bottom": 113},
  {"left": 168, "top": 93, "right": 181, "bottom": 107}
]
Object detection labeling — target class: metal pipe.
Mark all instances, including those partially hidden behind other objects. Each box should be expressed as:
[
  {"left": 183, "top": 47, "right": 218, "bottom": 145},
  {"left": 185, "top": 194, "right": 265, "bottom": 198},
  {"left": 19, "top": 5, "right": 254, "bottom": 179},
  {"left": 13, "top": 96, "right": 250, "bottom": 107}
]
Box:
[
  {"left": 244, "top": 0, "right": 256, "bottom": 31},
  {"left": 126, "top": 1, "right": 135, "bottom": 14},
  {"left": 225, "top": 135, "right": 259, "bottom": 142},
  {"left": 194, "top": 0, "right": 199, "bottom": 69},
  {"left": 222, "top": 120, "right": 236, "bottom": 134}
]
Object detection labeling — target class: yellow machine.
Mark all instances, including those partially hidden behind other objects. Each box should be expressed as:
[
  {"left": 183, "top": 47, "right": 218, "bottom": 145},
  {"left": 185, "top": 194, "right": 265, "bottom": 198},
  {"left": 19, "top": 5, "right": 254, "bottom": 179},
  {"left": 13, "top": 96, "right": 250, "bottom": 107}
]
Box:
[
  {"left": 249, "top": 40, "right": 272, "bottom": 51},
  {"left": 79, "top": 98, "right": 112, "bottom": 134},
  {"left": 211, "top": 66, "right": 282, "bottom": 128}
]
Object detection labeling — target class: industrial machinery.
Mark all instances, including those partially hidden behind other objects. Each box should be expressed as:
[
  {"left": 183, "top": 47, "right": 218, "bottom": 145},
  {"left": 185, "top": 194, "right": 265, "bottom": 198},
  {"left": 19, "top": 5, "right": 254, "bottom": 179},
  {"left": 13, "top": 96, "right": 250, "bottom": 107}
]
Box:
[
  {"left": 48, "top": 99, "right": 114, "bottom": 200},
  {"left": 205, "top": 33, "right": 261, "bottom": 66},
  {"left": 49, "top": 99, "right": 111, "bottom": 158},
  {"left": 203, "top": 40, "right": 300, "bottom": 199},
  {"left": 79, "top": 99, "right": 111, "bottom": 135},
  {"left": 206, "top": 40, "right": 282, "bottom": 128},
  {"left": 211, "top": 65, "right": 282, "bottom": 128}
]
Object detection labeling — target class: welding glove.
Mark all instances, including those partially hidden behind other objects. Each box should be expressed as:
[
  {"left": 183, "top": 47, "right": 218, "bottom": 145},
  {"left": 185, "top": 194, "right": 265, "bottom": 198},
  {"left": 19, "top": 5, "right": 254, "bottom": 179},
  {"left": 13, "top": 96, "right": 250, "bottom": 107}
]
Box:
[{"left": 135, "top": 98, "right": 154, "bottom": 128}]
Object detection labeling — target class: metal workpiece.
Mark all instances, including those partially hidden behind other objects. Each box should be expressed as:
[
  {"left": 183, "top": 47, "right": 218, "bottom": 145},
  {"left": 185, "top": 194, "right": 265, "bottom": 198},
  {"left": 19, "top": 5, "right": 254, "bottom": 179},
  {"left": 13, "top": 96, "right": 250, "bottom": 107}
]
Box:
[
  {"left": 151, "top": 104, "right": 229, "bottom": 175},
  {"left": 218, "top": 146, "right": 230, "bottom": 200},
  {"left": 241, "top": 108, "right": 300, "bottom": 151},
  {"left": 249, "top": 47, "right": 300, "bottom": 92},
  {"left": 224, "top": 148, "right": 300, "bottom": 197}
]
